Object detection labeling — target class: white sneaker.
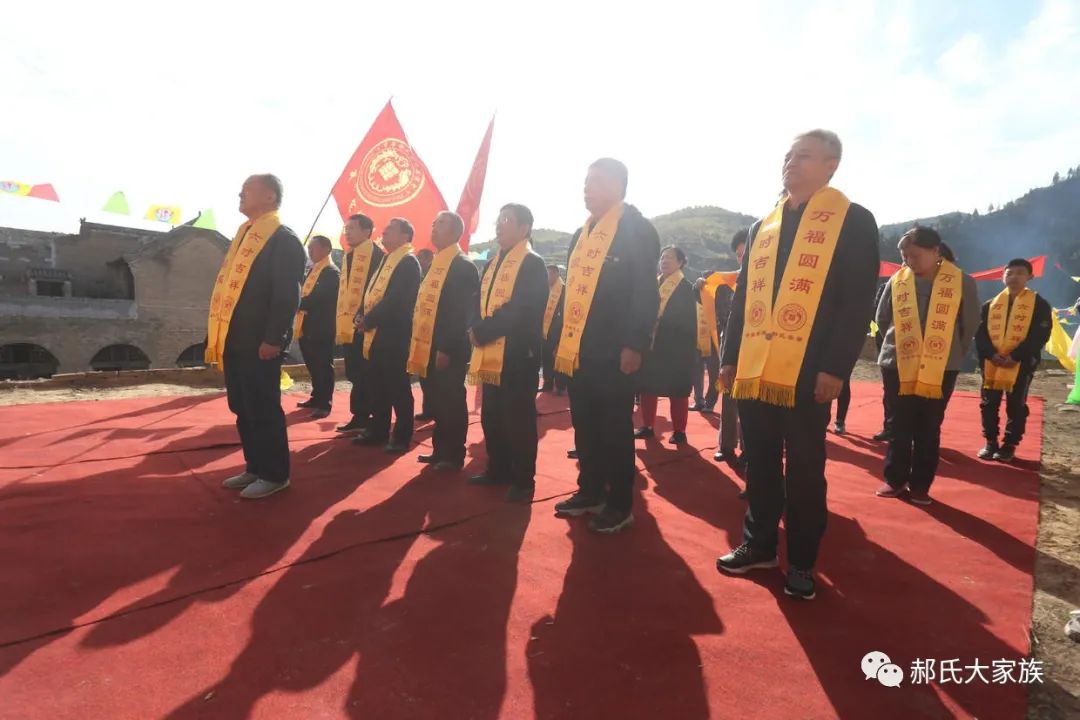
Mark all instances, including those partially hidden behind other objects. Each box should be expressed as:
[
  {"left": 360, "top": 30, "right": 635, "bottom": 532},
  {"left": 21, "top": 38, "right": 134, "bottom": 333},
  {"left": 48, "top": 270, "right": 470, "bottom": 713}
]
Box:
[
  {"left": 222, "top": 471, "right": 258, "bottom": 489},
  {"left": 240, "top": 478, "right": 290, "bottom": 499}
]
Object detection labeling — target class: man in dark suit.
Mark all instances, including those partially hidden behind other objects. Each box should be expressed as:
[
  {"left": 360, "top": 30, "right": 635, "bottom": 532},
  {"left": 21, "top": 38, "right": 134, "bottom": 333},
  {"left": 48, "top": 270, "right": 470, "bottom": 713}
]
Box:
[
  {"left": 540, "top": 264, "right": 567, "bottom": 394},
  {"left": 336, "top": 215, "right": 385, "bottom": 434},
  {"left": 296, "top": 235, "right": 340, "bottom": 419},
  {"left": 552, "top": 158, "right": 661, "bottom": 533},
  {"left": 468, "top": 204, "right": 549, "bottom": 502},
  {"left": 218, "top": 174, "right": 306, "bottom": 500},
  {"left": 353, "top": 218, "right": 421, "bottom": 454},
  {"left": 713, "top": 229, "right": 747, "bottom": 468},
  {"left": 716, "top": 130, "right": 879, "bottom": 600},
  {"left": 414, "top": 212, "right": 479, "bottom": 471}
]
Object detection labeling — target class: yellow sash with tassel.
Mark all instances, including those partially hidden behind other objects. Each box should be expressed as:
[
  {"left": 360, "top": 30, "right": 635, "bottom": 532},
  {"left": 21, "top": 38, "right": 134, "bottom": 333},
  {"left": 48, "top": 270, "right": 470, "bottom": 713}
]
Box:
[
  {"left": 294, "top": 255, "right": 334, "bottom": 339},
  {"left": 543, "top": 277, "right": 564, "bottom": 339},
  {"left": 696, "top": 302, "right": 711, "bottom": 356},
  {"left": 892, "top": 260, "right": 963, "bottom": 398},
  {"left": 982, "top": 287, "right": 1036, "bottom": 391},
  {"left": 700, "top": 280, "right": 720, "bottom": 352},
  {"left": 555, "top": 204, "right": 623, "bottom": 375},
  {"left": 362, "top": 243, "right": 413, "bottom": 359},
  {"left": 205, "top": 211, "right": 281, "bottom": 369},
  {"left": 407, "top": 244, "right": 461, "bottom": 377},
  {"left": 335, "top": 241, "right": 376, "bottom": 345},
  {"left": 469, "top": 240, "right": 529, "bottom": 386},
  {"left": 733, "top": 188, "right": 849, "bottom": 407},
  {"left": 652, "top": 270, "right": 684, "bottom": 348}
]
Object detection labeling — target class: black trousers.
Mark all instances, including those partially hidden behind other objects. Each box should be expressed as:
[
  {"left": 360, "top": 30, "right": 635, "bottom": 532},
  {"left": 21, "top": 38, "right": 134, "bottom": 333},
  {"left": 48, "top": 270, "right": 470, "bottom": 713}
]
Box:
[
  {"left": 224, "top": 346, "right": 289, "bottom": 484},
  {"left": 367, "top": 356, "right": 414, "bottom": 444},
  {"left": 883, "top": 368, "right": 959, "bottom": 493},
  {"left": 541, "top": 340, "right": 567, "bottom": 392},
  {"left": 738, "top": 397, "right": 830, "bottom": 570},
  {"left": 830, "top": 378, "right": 851, "bottom": 425},
  {"left": 418, "top": 375, "right": 432, "bottom": 415},
  {"left": 980, "top": 365, "right": 1034, "bottom": 446},
  {"left": 569, "top": 367, "right": 636, "bottom": 512},
  {"left": 481, "top": 372, "right": 539, "bottom": 488},
  {"left": 299, "top": 335, "right": 335, "bottom": 410},
  {"left": 427, "top": 361, "right": 468, "bottom": 464},
  {"left": 342, "top": 337, "right": 371, "bottom": 421},
  {"left": 693, "top": 352, "right": 720, "bottom": 408},
  {"left": 875, "top": 336, "right": 892, "bottom": 433}
]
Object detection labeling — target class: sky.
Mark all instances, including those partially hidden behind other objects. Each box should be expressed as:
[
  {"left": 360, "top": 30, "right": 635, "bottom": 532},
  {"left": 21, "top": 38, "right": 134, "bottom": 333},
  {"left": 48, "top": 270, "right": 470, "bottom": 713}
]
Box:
[{"left": 2, "top": 0, "right": 1079, "bottom": 242}]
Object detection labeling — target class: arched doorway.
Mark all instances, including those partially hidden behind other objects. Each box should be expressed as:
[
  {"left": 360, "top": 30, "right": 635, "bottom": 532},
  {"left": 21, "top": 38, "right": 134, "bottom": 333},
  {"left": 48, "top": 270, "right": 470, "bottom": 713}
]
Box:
[
  {"left": 0, "top": 344, "right": 60, "bottom": 379},
  {"left": 176, "top": 343, "right": 206, "bottom": 368},
  {"left": 90, "top": 344, "right": 150, "bottom": 372}
]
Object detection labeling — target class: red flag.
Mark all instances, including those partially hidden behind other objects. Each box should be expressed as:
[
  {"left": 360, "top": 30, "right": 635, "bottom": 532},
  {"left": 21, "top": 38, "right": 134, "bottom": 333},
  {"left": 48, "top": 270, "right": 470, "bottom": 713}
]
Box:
[
  {"left": 970, "top": 255, "right": 1046, "bottom": 281},
  {"left": 28, "top": 184, "right": 59, "bottom": 202},
  {"left": 331, "top": 100, "right": 447, "bottom": 252},
  {"left": 455, "top": 116, "right": 495, "bottom": 251},
  {"left": 879, "top": 260, "right": 902, "bottom": 277}
]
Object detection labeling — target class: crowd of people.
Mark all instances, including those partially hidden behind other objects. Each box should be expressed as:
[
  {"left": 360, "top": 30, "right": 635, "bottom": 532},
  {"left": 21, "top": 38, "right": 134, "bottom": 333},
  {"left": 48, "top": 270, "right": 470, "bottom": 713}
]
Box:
[{"left": 204, "top": 129, "right": 1053, "bottom": 601}]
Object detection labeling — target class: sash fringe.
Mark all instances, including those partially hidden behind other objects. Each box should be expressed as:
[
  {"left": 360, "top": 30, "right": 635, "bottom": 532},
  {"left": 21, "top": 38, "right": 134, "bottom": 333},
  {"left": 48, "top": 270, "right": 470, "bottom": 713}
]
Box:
[
  {"left": 554, "top": 355, "right": 578, "bottom": 377},
  {"left": 468, "top": 369, "right": 502, "bottom": 387},
  {"left": 900, "top": 380, "right": 944, "bottom": 399},
  {"left": 982, "top": 378, "right": 1015, "bottom": 391},
  {"left": 731, "top": 378, "right": 796, "bottom": 407},
  {"left": 407, "top": 360, "right": 428, "bottom": 378}
]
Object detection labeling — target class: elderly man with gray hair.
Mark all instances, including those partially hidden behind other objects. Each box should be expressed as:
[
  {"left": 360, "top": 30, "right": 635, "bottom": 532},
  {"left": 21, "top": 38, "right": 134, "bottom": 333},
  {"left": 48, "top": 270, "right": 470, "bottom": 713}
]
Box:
[
  {"left": 213, "top": 174, "right": 306, "bottom": 499},
  {"left": 715, "top": 131, "right": 879, "bottom": 599}
]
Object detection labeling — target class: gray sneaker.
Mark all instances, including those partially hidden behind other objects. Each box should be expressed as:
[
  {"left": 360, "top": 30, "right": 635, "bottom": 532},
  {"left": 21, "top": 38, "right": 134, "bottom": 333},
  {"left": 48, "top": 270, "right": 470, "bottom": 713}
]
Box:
[
  {"left": 240, "top": 478, "right": 290, "bottom": 499},
  {"left": 222, "top": 471, "right": 258, "bottom": 490},
  {"left": 783, "top": 568, "right": 817, "bottom": 600}
]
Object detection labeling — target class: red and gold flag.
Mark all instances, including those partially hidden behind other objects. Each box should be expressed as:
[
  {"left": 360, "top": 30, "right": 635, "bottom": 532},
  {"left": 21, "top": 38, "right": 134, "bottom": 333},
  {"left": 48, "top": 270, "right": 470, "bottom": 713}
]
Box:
[{"left": 331, "top": 100, "right": 447, "bottom": 252}]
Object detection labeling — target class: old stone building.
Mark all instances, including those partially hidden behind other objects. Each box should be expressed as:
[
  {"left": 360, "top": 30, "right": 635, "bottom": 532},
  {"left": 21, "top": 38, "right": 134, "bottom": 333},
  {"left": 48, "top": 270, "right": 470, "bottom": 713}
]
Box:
[{"left": 0, "top": 220, "right": 229, "bottom": 378}]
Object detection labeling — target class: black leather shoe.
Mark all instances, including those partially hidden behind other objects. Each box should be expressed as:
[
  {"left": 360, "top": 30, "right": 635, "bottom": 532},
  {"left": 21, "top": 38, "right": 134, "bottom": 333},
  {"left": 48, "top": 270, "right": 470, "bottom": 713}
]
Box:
[
  {"left": 506, "top": 485, "right": 535, "bottom": 503},
  {"left": 297, "top": 399, "right": 317, "bottom": 409},
  {"left": 469, "top": 473, "right": 511, "bottom": 486},
  {"left": 566, "top": 449, "right": 579, "bottom": 459},
  {"left": 418, "top": 454, "right": 439, "bottom": 464},
  {"left": 336, "top": 418, "right": 366, "bottom": 434},
  {"left": 310, "top": 408, "right": 330, "bottom": 419}
]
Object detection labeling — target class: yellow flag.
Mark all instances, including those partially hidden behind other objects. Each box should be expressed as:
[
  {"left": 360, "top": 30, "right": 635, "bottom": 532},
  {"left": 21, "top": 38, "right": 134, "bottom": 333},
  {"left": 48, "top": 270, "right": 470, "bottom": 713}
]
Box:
[
  {"left": 1046, "top": 313, "right": 1076, "bottom": 373},
  {"left": 0, "top": 180, "right": 32, "bottom": 196},
  {"left": 280, "top": 369, "right": 294, "bottom": 390},
  {"left": 145, "top": 205, "right": 182, "bottom": 224}
]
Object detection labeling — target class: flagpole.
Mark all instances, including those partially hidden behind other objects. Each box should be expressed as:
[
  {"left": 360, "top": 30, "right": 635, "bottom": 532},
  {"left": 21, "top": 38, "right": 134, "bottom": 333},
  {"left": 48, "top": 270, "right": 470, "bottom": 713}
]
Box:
[{"left": 302, "top": 186, "right": 336, "bottom": 246}]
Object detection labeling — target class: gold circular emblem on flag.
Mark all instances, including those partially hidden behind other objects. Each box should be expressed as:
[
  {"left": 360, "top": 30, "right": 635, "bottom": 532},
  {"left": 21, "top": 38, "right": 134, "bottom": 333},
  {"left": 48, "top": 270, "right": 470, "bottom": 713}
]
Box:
[
  {"left": 777, "top": 303, "right": 807, "bottom": 332},
  {"left": 926, "top": 335, "right": 947, "bottom": 356},
  {"left": 355, "top": 138, "right": 427, "bottom": 208},
  {"left": 568, "top": 301, "right": 585, "bottom": 324},
  {"left": 748, "top": 301, "right": 766, "bottom": 328}
]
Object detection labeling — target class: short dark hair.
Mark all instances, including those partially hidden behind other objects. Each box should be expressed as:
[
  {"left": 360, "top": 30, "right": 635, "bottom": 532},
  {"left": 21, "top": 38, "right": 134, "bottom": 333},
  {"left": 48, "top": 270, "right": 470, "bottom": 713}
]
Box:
[
  {"left": 253, "top": 174, "right": 283, "bottom": 207},
  {"left": 731, "top": 228, "right": 749, "bottom": 253},
  {"left": 390, "top": 217, "right": 414, "bottom": 241},
  {"left": 310, "top": 235, "right": 332, "bottom": 251},
  {"left": 899, "top": 226, "right": 955, "bottom": 262},
  {"left": 589, "top": 158, "right": 629, "bottom": 197},
  {"left": 1006, "top": 257, "right": 1033, "bottom": 274},
  {"left": 661, "top": 245, "right": 687, "bottom": 266},
  {"left": 416, "top": 248, "right": 434, "bottom": 259},
  {"left": 500, "top": 203, "right": 534, "bottom": 235},
  {"left": 348, "top": 214, "right": 374, "bottom": 233}
]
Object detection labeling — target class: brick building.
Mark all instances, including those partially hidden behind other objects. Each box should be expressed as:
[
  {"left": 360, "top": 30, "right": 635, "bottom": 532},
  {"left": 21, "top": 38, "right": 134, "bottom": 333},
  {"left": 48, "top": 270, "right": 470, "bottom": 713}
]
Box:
[{"left": 0, "top": 220, "right": 229, "bottom": 378}]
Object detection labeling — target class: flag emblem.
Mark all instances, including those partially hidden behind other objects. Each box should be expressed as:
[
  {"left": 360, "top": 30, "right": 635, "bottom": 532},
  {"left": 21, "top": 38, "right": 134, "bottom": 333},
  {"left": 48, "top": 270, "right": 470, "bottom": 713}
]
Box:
[{"left": 354, "top": 138, "right": 426, "bottom": 207}]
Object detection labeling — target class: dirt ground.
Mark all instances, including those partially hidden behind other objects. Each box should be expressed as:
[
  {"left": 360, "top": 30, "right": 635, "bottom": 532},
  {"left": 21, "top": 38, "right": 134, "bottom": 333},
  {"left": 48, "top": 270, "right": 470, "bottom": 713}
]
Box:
[{"left": 2, "top": 362, "right": 1077, "bottom": 717}]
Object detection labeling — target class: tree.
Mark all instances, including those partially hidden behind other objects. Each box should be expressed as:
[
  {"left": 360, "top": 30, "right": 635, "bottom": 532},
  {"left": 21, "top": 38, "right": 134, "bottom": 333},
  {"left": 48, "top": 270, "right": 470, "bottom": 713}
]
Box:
[
  {"left": 1053, "top": 171, "right": 1061, "bottom": 184},
  {"left": 987, "top": 203, "right": 995, "bottom": 213},
  {"left": 973, "top": 208, "right": 980, "bottom": 217}
]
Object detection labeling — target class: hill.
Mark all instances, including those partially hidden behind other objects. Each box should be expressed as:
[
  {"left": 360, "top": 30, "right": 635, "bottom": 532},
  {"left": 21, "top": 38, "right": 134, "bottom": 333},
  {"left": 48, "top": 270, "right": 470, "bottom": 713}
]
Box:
[{"left": 471, "top": 205, "right": 756, "bottom": 278}]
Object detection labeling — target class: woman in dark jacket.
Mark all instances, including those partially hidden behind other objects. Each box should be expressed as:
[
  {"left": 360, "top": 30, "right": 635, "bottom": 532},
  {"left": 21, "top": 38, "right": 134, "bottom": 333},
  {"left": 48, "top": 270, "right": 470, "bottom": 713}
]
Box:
[{"left": 636, "top": 246, "right": 697, "bottom": 444}]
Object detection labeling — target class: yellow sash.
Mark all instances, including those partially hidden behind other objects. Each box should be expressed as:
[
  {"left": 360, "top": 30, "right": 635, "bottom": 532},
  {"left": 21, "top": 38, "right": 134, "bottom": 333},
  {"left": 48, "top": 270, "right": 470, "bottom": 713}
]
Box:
[
  {"left": 294, "top": 256, "right": 334, "bottom": 339},
  {"left": 733, "top": 188, "right": 850, "bottom": 407},
  {"left": 652, "top": 270, "right": 684, "bottom": 348},
  {"left": 555, "top": 204, "right": 623, "bottom": 375},
  {"left": 335, "top": 240, "right": 376, "bottom": 345},
  {"left": 983, "top": 287, "right": 1036, "bottom": 391},
  {"left": 362, "top": 243, "right": 413, "bottom": 359},
  {"left": 469, "top": 240, "right": 530, "bottom": 386},
  {"left": 205, "top": 211, "right": 281, "bottom": 368},
  {"left": 407, "top": 244, "right": 461, "bottom": 377},
  {"left": 700, "top": 281, "right": 720, "bottom": 352},
  {"left": 892, "top": 260, "right": 963, "bottom": 398},
  {"left": 696, "top": 302, "right": 711, "bottom": 356},
  {"left": 543, "top": 277, "right": 564, "bottom": 339}
]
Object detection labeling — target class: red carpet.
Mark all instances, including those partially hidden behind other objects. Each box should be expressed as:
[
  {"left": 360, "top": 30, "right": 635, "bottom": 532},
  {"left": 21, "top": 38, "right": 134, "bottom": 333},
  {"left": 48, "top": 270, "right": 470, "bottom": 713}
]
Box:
[{"left": 0, "top": 382, "right": 1041, "bottom": 719}]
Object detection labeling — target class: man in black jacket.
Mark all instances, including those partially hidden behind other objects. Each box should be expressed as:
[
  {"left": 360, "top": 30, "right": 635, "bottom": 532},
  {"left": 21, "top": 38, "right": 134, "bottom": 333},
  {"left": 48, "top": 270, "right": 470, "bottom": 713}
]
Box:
[
  {"left": 716, "top": 131, "right": 879, "bottom": 600},
  {"left": 540, "top": 264, "right": 566, "bottom": 394},
  {"left": 336, "top": 215, "right": 385, "bottom": 434},
  {"left": 974, "top": 258, "right": 1052, "bottom": 462},
  {"left": 552, "top": 158, "right": 661, "bottom": 533},
  {"left": 354, "top": 218, "right": 421, "bottom": 454},
  {"left": 219, "top": 174, "right": 306, "bottom": 500},
  {"left": 413, "top": 212, "right": 479, "bottom": 471},
  {"left": 713, "top": 229, "right": 748, "bottom": 468},
  {"left": 469, "top": 203, "right": 549, "bottom": 502},
  {"left": 296, "top": 235, "right": 340, "bottom": 419}
]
